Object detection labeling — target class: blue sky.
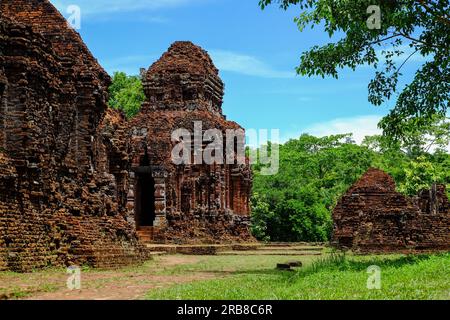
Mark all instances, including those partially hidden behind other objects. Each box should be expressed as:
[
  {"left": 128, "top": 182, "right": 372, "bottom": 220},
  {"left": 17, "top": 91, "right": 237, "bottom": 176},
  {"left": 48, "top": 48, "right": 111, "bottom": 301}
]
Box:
[{"left": 51, "top": 0, "right": 426, "bottom": 143}]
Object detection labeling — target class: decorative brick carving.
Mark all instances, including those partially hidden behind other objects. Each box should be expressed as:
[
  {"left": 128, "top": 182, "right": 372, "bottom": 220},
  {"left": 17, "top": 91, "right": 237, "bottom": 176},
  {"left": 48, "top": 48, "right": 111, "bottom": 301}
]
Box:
[
  {"left": 332, "top": 168, "right": 449, "bottom": 252},
  {"left": 127, "top": 42, "right": 253, "bottom": 244}
]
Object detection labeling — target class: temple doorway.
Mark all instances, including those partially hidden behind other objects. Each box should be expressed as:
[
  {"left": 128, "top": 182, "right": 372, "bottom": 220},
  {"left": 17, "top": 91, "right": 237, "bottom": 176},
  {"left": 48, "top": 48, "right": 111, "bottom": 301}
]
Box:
[{"left": 135, "top": 172, "right": 156, "bottom": 227}]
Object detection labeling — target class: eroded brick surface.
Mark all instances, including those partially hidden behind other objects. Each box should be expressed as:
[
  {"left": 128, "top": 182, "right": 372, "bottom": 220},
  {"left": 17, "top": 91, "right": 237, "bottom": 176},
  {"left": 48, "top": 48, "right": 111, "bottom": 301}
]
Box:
[
  {"left": 0, "top": 1, "right": 147, "bottom": 272},
  {"left": 0, "top": 2, "right": 253, "bottom": 272},
  {"left": 126, "top": 42, "right": 253, "bottom": 244},
  {"left": 332, "top": 168, "right": 450, "bottom": 252}
]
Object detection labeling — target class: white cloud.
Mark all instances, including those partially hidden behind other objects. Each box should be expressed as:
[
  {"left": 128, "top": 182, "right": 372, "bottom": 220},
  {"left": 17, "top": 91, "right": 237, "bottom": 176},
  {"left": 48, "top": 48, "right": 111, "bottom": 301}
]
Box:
[
  {"left": 282, "top": 115, "right": 383, "bottom": 144},
  {"left": 51, "top": 0, "right": 201, "bottom": 16},
  {"left": 209, "top": 50, "right": 296, "bottom": 79},
  {"left": 101, "top": 49, "right": 296, "bottom": 79}
]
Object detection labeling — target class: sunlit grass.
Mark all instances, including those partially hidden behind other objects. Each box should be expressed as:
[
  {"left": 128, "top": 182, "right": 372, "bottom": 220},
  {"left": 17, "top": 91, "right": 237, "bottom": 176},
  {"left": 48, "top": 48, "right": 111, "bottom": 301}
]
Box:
[
  {"left": 154, "top": 255, "right": 318, "bottom": 276},
  {"left": 145, "top": 253, "right": 450, "bottom": 300}
]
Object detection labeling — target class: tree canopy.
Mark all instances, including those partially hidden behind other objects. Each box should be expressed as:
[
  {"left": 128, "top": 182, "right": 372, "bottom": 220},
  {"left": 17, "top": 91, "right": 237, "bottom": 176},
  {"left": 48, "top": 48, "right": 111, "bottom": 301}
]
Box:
[
  {"left": 108, "top": 72, "right": 145, "bottom": 118},
  {"left": 252, "top": 129, "right": 450, "bottom": 242},
  {"left": 259, "top": 0, "right": 450, "bottom": 138}
]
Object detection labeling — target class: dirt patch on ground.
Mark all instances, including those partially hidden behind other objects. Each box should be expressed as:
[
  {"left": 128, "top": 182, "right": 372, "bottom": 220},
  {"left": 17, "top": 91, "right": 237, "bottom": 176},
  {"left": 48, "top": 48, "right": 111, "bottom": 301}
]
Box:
[
  {"left": 28, "top": 273, "right": 215, "bottom": 300},
  {"left": 0, "top": 256, "right": 218, "bottom": 300},
  {"left": 156, "top": 255, "right": 199, "bottom": 267},
  {"left": 1, "top": 247, "right": 325, "bottom": 300}
]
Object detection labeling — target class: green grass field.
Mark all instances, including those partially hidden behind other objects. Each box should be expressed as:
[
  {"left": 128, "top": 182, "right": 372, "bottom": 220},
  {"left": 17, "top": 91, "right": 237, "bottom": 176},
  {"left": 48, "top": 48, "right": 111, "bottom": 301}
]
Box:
[
  {"left": 146, "top": 252, "right": 450, "bottom": 300},
  {"left": 1, "top": 251, "right": 448, "bottom": 300}
]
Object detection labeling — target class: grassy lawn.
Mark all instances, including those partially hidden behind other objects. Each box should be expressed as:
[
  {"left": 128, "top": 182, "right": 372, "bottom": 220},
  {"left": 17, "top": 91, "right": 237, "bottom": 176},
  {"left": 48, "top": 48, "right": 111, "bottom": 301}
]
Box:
[
  {"left": 1, "top": 251, "right": 448, "bottom": 300},
  {"left": 145, "top": 252, "right": 450, "bottom": 300},
  {"left": 0, "top": 268, "right": 63, "bottom": 299},
  {"left": 153, "top": 254, "right": 320, "bottom": 276}
]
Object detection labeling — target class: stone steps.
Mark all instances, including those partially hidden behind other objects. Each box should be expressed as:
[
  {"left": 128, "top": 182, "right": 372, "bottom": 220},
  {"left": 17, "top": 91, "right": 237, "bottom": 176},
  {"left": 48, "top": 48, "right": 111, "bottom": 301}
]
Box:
[
  {"left": 147, "top": 251, "right": 169, "bottom": 256},
  {"left": 257, "top": 246, "right": 322, "bottom": 251},
  {"left": 136, "top": 227, "right": 154, "bottom": 243},
  {"left": 144, "top": 244, "right": 234, "bottom": 255},
  {"left": 141, "top": 243, "right": 325, "bottom": 256},
  {"left": 263, "top": 242, "right": 326, "bottom": 247},
  {"left": 217, "top": 251, "right": 323, "bottom": 256}
]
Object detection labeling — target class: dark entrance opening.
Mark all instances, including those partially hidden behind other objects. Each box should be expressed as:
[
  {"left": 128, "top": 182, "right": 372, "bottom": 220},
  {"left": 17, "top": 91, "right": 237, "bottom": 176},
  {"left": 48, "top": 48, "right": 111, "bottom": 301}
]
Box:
[
  {"left": 135, "top": 149, "right": 156, "bottom": 227},
  {"left": 135, "top": 173, "right": 156, "bottom": 227}
]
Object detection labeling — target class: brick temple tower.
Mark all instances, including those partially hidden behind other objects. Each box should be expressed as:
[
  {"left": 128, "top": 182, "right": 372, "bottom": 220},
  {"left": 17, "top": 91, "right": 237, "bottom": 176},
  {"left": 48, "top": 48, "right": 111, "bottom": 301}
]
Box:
[
  {"left": 0, "top": 0, "right": 254, "bottom": 272},
  {"left": 127, "top": 42, "right": 253, "bottom": 244},
  {"left": 0, "top": 0, "right": 148, "bottom": 271}
]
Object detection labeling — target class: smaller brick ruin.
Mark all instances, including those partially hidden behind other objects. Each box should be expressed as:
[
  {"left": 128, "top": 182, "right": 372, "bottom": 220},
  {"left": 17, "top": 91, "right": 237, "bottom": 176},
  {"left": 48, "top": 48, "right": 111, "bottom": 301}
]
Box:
[{"left": 332, "top": 168, "right": 450, "bottom": 252}]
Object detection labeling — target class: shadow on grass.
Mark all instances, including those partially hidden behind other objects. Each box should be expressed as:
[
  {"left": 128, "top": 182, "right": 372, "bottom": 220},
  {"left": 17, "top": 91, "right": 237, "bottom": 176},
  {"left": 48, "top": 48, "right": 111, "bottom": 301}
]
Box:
[
  {"left": 164, "top": 254, "right": 437, "bottom": 280},
  {"left": 156, "top": 252, "right": 448, "bottom": 290},
  {"left": 231, "top": 269, "right": 293, "bottom": 276},
  {"left": 291, "top": 252, "right": 448, "bottom": 281},
  {"left": 342, "top": 254, "right": 434, "bottom": 270},
  {"left": 175, "top": 268, "right": 286, "bottom": 277}
]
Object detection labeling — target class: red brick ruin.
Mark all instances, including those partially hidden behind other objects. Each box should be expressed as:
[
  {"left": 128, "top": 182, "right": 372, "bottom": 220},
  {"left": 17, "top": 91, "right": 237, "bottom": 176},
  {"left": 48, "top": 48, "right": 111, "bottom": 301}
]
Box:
[
  {"left": 1, "top": 1, "right": 448, "bottom": 272},
  {"left": 0, "top": 0, "right": 252, "bottom": 272},
  {"left": 128, "top": 42, "right": 252, "bottom": 244},
  {"left": 333, "top": 168, "right": 450, "bottom": 252}
]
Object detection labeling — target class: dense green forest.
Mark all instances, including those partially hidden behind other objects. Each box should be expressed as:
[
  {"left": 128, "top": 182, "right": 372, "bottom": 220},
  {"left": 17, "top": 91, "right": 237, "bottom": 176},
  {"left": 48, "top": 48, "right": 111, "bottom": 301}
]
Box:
[
  {"left": 109, "top": 72, "right": 450, "bottom": 243},
  {"left": 251, "top": 129, "right": 450, "bottom": 242},
  {"left": 253, "top": 0, "right": 450, "bottom": 242},
  {"left": 109, "top": 72, "right": 145, "bottom": 119}
]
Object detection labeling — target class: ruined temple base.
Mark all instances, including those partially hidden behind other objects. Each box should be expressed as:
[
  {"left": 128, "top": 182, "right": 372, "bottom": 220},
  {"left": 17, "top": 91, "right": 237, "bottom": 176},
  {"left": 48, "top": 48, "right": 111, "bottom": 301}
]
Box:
[
  {"left": 143, "top": 243, "right": 262, "bottom": 255},
  {"left": 332, "top": 168, "right": 450, "bottom": 253},
  {"left": 344, "top": 247, "right": 450, "bottom": 255},
  {"left": 142, "top": 243, "right": 325, "bottom": 256},
  {"left": 135, "top": 211, "right": 255, "bottom": 245}
]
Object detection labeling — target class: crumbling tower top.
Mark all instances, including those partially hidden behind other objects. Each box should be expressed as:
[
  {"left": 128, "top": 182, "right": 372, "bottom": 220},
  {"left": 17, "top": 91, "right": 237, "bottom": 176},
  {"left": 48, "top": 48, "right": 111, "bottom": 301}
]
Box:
[
  {"left": 143, "top": 41, "right": 224, "bottom": 115},
  {"left": 349, "top": 168, "right": 397, "bottom": 194},
  {"left": 0, "top": 0, "right": 111, "bottom": 94}
]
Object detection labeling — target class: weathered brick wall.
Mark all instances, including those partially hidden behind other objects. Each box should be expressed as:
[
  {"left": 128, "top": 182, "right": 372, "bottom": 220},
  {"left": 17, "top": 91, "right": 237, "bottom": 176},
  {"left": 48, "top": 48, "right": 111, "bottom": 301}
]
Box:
[
  {"left": 0, "top": 2, "right": 147, "bottom": 272},
  {"left": 0, "top": 2, "right": 253, "bottom": 272},
  {"left": 128, "top": 42, "right": 253, "bottom": 244},
  {"left": 1, "top": 0, "right": 111, "bottom": 174},
  {"left": 332, "top": 168, "right": 450, "bottom": 252}
]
